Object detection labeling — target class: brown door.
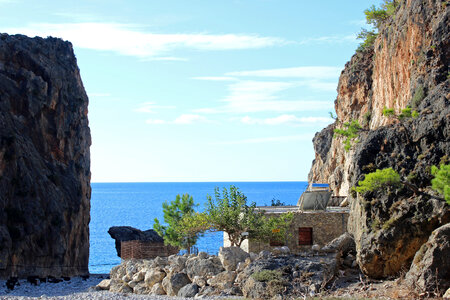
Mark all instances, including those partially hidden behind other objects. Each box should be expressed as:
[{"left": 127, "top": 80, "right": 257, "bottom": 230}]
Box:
[{"left": 298, "top": 227, "right": 313, "bottom": 245}]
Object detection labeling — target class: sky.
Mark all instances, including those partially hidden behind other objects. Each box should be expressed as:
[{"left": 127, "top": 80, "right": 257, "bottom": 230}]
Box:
[{"left": 0, "top": 0, "right": 380, "bottom": 182}]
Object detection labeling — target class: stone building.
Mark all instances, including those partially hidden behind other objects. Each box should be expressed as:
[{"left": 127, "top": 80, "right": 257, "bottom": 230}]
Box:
[{"left": 224, "top": 184, "right": 349, "bottom": 253}]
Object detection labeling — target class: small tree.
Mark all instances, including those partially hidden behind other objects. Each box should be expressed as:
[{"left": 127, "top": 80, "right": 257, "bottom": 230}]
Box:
[
  {"left": 355, "top": 167, "right": 447, "bottom": 203},
  {"left": 206, "top": 186, "right": 263, "bottom": 247},
  {"left": 355, "top": 168, "right": 401, "bottom": 194},
  {"left": 153, "top": 193, "right": 202, "bottom": 253},
  {"left": 431, "top": 164, "right": 450, "bottom": 204},
  {"left": 333, "top": 119, "right": 363, "bottom": 151},
  {"left": 256, "top": 212, "right": 294, "bottom": 245}
]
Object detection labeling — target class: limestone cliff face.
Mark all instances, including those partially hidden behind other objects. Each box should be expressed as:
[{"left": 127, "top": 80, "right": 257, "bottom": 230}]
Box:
[
  {"left": 0, "top": 34, "right": 91, "bottom": 278},
  {"left": 308, "top": 0, "right": 449, "bottom": 279},
  {"left": 309, "top": 0, "right": 449, "bottom": 197}
]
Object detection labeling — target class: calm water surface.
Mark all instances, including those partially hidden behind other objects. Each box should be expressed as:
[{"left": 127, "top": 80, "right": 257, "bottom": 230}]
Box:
[{"left": 89, "top": 181, "right": 308, "bottom": 273}]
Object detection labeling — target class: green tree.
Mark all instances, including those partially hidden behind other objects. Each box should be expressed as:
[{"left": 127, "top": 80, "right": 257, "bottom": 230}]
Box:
[
  {"left": 153, "top": 193, "right": 202, "bottom": 253},
  {"left": 355, "top": 167, "right": 448, "bottom": 203},
  {"left": 205, "top": 186, "right": 293, "bottom": 247},
  {"left": 431, "top": 164, "right": 450, "bottom": 204},
  {"left": 333, "top": 119, "right": 363, "bottom": 151},
  {"left": 355, "top": 168, "right": 401, "bottom": 194},
  {"left": 257, "top": 212, "right": 294, "bottom": 245}
]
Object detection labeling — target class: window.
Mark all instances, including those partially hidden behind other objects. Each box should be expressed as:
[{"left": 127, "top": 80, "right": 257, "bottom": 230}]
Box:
[{"left": 298, "top": 227, "right": 313, "bottom": 245}]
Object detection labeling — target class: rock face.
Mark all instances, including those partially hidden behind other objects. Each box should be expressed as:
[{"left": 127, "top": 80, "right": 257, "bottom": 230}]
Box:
[
  {"left": 0, "top": 34, "right": 91, "bottom": 278},
  {"left": 307, "top": 0, "right": 450, "bottom": 280},
  {"left": 108, "top": 226, "right": 164, "bottom": 257},
  {"left": 405, "top": 223, "right": 450, "bottom": 294}
]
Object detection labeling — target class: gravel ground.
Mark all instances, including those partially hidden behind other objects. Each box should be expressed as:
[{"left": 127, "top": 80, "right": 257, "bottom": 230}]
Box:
[{"left": 0, "top": 275, "right": 242, "bottom": 300}]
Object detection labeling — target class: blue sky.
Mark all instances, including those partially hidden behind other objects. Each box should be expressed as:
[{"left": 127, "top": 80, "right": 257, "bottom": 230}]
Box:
[{"left": 0, "top": 0, "right": 379, "bottom": 182}]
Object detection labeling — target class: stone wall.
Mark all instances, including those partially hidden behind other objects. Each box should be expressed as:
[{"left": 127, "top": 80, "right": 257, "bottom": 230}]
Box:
[
  {"left": 225, "top": 210, "right": 349, "bottom": 253},
  {"left": 121, "top": 241, "right": 178, "bottom": 260}
]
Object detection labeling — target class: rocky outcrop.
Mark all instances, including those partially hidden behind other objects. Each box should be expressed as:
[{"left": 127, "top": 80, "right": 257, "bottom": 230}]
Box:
[
  {"left": 106, "top": 247, "right": 341, "bottom": 298},
  {"left": 307, "top": 0, "right": 450, "bottom": 282},
  {"left": 108, "top": 226, "right": 163, "bottom": 257},
  {"left": 405, "top": 223, "right": 450, "bottom": 294},
  {"left": 0, "top": 33, "right": 91, "bottom": 278}
]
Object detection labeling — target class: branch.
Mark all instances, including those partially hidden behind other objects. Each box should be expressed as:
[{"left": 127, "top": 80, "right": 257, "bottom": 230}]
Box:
[{"left": 401, "top": 180, "right": 446, "bottom": 202}]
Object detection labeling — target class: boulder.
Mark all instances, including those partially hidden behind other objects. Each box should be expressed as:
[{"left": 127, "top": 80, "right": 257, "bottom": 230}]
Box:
[
  {"left": 185, "top": 255, "right": 224, "bottom": 280},
  {"left": 150, "top": 282, "right": 165, "bottom": 295},
  {"left": 177, "top": 283, "right": 199, "bottom": 298},
  {"left": 242, "top": 276, "right": 267, "bottom": 299},
  {"left": 144, "top": 268, "right": 166, "bottom": 287},
  {"left": 321, "top": 232, "right": 355, "bottom": 254},
  {"left": 133, "top": 282, "right": 148, "bottom": 294},
  {"left": 162, "top": 272, "right": 191, "bottom": 296},
  {"left": 444, "top": 288, "right": 450, "bottom": 299},
  {"left": 219, "top": 246, "right": 250, "bottom": 271},
  {"left": 405, "top": 223, "right": 450, "bottom": 295},
  {"left": 192, "top": 275, "right": 207, "bottom": 287},
  {"left": 108, "top": 226, "right": 163, "bottom": 257},
  {"left": 207, "top": 270, "right": 236, "bottom": 290},
  {"left": 96, "top": 279, "right": 111, "bottom": 290}
]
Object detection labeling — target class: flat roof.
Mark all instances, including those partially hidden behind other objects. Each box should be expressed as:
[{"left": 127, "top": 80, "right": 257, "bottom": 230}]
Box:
[{"left": 256, "top": 205, "right": 349, "bottom": 214}]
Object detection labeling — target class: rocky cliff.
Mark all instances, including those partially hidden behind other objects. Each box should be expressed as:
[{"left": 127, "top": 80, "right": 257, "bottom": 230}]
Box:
[
  {"left": 0, "top": 34, "right": 91, "bottom": 278},
  {"left": 308, "top": 0, "right": 449, "bottom": 287}
]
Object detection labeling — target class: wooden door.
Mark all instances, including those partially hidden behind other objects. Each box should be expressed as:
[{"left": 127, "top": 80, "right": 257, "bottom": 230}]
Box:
[{"left": 298, "top": 227, "right": 313, "bottom": 245}]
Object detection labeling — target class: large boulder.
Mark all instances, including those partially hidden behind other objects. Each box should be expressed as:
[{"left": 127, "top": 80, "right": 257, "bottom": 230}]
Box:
[
  {"left": 207, "top": 270, "right": 236, "bottom": 290},
  {"left": 162, "top": 272, "right": 191, "bottom": 296},
  {"left": 108, "top": 226, "right": 163, "bottom": 257},
  {"left": 405, "top": 223, "right": 450, "bottom": 295},
  {"left": 219, "top": 246, "right": 250, "bottom": 271},
  {"left": 144, "top": 268, "right": 166, "bottom": 287},
  {"left": 185, "top": 255, "right": 224, "bottom": 280},
  {"left": 177, "top": 283, "right": 199, "bottom": 298},
  {"left": 0, "top": 33, "right": 91, "bottom": 279}
]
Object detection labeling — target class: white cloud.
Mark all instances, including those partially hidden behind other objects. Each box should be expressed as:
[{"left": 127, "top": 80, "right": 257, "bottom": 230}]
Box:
[
  {"left": 3, "top": 22, "right": 286, "bottom": 59},
  {"left": 298, "top": 34, "right": 358, "bottom": 45},
  {"left": 226, "top": 66, "right": 341, "bottom": 79},
  {"left": 145, "top": 114, "right": 210, "bottom": 125},
  {"left": 135, "top": 102, "right": 176, "bottom": 113},
  {"left": 241, "top": 115, "right": 333, "bottom": 126},
  {"left": 194, "top": 80, "right": 333, "bottom": 114},
  {"left": 192, "top": 76, "right": 237, "bottom": 81},
  {"left": 212, "top": 133, "right": 314, "bottom": 145}
]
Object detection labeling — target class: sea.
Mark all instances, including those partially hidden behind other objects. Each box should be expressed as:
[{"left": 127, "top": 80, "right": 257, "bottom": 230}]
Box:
[{"left": 89, "top": 181, "right": 308, "bottom": 274}]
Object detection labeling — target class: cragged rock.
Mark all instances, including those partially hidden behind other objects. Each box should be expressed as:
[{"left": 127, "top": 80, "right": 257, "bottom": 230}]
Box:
[
  {"left": 218, "top": 246, "right": 250, "bottom": 271},
  {"left": 405, "top": 223, "right": 450, "bottom": 296}
]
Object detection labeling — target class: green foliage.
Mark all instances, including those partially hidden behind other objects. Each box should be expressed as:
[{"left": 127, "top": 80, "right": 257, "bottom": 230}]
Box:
[
  {"left": 206, "top": 186, "right": 293, "bottom": 246},
  {"left": 411, "top": 110, "right": 419, "bottom": 118},
  {"left": 270, "top": 198, "right": 285, "bottom": 206},
  {"left": 333, "top": 120, "right": 362, "bottom": 151},
  {"left": 356, "top": 29, "right": 378, "bottom": 52},
  {"left": 329, "top": 111, "right": 337, "bottom": 120},
  {"left": 153, "top": 193, "right": 201, "bottom": 253},
  {"left": 206, "top": 186, "right": 263, "bottom": 247},
  {"left": 357, "top": 0, "right": 398, "bottom": 52},
  {"left": 355, "top": 168, "right": 402, "bottom": 194},
  {"left": 411, "top": 85, "right": 425, "bottom": 109},
  {"left": 431, "top": 163, "right": 450, "bottom": 204},
  {"left": 257, "top": 212, "right": 294, "bottom": 245},
  {"left": 364, "top": 5, "right": 389, "bottom": 29},
  {"left": 252, "top": 270, "right": 282, "bottom": 282},
  {"left": 382, "top": 106, "right": 395, "bottom": 117}
]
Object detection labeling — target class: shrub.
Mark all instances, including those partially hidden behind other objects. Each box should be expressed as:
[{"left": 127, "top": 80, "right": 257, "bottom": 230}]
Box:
[
  {"left": 411, "top": 85, "right": 425, "bottom": 109},
  {"left": 356, "top": 29, "right": 378, "bottom": 52},
  {"left": 431, "top": 163, "right": 450, "bottom": 204},
  {"left": 382, "top": 106, "right": 395, "bottom": 117},
  {"left": 252, "top": 270, "right": 282, "bottom": 282},
  {"left": 334, "top": 119, "right": 362, "bottom": 151},
  {"left": 355, "top": 168, "right": 402, "bottom": 194}
]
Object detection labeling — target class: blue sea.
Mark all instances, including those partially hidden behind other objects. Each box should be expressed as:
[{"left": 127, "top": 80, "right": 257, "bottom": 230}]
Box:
[{"left": 89, "top": 181, "right": 308, "bottom": 274}]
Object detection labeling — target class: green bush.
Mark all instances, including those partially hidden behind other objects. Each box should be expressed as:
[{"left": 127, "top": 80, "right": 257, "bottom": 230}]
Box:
[
  {"left": 382, "top": 106, "right": 395, "bottom": 117},
  {"left": 356, "top": 29, "right": 378, "bottom": 52},
  {"left": 355, "top": 168, "right": 402, "bottom": 194},
  {"left": 252, "top": 270, "right": 283, "bottom": 282},
  {"left": 334, "top": 119, "right": 362, "bottom": 151},
  {"left": 431, "top": 163, "right": 450, "bottom": 204},
  {"left": 411, "top": 85, "right": 425, "bottom": 109}
]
